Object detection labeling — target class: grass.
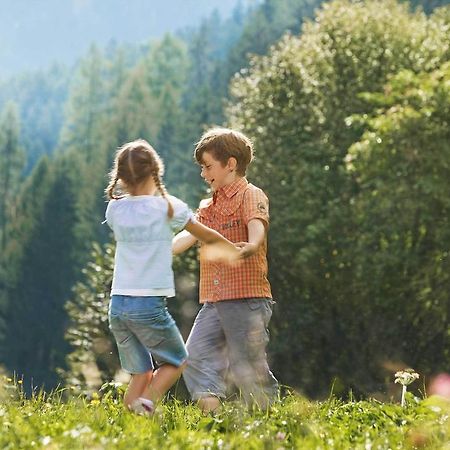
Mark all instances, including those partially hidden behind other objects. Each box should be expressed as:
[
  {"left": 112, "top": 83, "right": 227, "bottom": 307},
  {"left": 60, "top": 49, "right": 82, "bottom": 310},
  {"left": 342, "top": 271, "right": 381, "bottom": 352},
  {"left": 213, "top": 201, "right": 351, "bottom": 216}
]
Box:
[{"left": 0, "top": 377, "right": 449, "bottom": 449}]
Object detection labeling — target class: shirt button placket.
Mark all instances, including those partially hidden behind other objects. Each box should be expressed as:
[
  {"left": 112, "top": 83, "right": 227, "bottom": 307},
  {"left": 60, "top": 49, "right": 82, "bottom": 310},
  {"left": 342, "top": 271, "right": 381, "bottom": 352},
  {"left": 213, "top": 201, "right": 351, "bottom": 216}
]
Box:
[{"left": 213, "top": 274, "right": 221, "bottom": 301}]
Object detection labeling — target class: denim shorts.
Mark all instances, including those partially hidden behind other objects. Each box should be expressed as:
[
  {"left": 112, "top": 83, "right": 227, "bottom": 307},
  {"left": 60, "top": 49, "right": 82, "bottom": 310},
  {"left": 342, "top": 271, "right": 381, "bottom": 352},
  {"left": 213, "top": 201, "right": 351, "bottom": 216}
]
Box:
[{"left": 108, "top": 295, "right": 188, "bottom": 374}]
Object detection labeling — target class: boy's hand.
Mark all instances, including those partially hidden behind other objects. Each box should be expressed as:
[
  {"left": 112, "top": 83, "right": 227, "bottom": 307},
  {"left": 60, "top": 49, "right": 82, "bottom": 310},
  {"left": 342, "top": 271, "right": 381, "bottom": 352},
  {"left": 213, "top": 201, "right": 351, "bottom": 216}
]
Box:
[
  {"left": 236, "top": 242, "right": 259, "bottom": 259},
  {"left": 238, "top": 219, "right": 266, "bottom": 259}
]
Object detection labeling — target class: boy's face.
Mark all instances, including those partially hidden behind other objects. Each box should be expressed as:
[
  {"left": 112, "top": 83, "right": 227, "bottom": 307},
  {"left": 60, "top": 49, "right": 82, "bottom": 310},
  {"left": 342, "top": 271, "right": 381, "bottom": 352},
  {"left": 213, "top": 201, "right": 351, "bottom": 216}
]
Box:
[{"left": 200, "top": 151, "right": 237, "bottom": 191}]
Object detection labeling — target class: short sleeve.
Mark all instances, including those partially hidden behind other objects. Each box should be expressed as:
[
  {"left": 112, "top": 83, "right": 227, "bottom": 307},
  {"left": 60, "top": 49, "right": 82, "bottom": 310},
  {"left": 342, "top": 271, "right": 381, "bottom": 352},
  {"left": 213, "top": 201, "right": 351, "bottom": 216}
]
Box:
[
  {"left": 169, "top": 196, "right": 196, "bottom": 232},
  {"left": 242, "top": 187, "right": 269, "bottom": 227},
  {"left": 105, "top": 201, "right": 114, "bottom": 229},
  {"left": 195, "top": 198, "right": 212, "bottom": 225}
]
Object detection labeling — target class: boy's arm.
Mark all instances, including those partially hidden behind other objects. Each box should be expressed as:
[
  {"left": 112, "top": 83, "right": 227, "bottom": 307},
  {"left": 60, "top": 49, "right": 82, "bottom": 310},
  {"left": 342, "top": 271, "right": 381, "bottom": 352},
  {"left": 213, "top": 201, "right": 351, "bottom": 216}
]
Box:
[
  {"left": 237, "top": 186, "right": 270, "bottom": 259},
  {"left": 172, "top": 230, "right": 198, "bottom": 255},
  {"left": 237, "top": 219, "right": 266, "bottom": 258}
]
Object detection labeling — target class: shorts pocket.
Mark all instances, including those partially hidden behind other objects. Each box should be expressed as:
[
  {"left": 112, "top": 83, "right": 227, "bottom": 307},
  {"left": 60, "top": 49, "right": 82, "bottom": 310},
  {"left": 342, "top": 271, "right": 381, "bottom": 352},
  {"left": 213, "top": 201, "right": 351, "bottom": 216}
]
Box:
[
  {"left": 128, "top": 307, "right": 173, "bottom": 327},
  {"left": 133, "top": 325, "right": 166, "bottom": 348},
  {"left": 262, "top": 300, "right": 274, "bottom": 323},
  {"left": 246, "top": 298, "right": 263, "bottom": 311},
  {"left": 109, "top": 315, "right": 133, "bottom": 345},
  {"left": 246, "top": 328, "right": 268, "bottom": 361}
]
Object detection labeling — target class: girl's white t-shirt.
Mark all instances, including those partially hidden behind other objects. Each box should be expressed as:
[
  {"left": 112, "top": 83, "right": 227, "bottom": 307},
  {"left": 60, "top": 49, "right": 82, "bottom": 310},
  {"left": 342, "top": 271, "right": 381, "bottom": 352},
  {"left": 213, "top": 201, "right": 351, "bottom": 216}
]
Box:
[{"left": 105, "top": 194, "right": 195, "bottom": 297}]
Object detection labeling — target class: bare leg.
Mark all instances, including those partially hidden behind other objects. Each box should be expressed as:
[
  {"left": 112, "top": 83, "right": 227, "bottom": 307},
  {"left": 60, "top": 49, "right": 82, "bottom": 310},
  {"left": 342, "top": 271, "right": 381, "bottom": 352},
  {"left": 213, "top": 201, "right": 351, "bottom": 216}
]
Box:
[
  {"left": 142, "top": 363, "right": 185, "bottom": 404},
  {"left": 198, "top": 396, "right": 221, "bottom": 413},
  {"left": 124, "top": 371, "right": 153, "bottom": 408}
]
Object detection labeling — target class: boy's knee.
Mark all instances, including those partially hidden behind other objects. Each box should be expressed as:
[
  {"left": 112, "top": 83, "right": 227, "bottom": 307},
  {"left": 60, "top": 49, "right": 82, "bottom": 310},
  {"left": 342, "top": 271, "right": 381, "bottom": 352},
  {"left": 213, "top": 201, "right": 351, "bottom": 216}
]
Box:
[{"left": 198, "top": 395, "right": 221, "bottom": 414}]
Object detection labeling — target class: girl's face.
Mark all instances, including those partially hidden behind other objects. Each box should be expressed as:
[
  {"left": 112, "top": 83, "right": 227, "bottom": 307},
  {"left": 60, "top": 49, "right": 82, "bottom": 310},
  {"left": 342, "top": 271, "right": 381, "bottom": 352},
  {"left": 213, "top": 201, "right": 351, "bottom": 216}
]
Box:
[{"left": 200, "top": 151, "right": 237, "bottom": 191}]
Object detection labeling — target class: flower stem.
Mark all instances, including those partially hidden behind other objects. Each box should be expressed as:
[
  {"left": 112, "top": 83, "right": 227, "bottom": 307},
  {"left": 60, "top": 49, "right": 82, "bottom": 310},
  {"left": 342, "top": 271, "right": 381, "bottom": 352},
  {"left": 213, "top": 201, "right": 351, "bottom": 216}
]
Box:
[{"left": 401, "top": 385, "right": 407, "bottom": 407}]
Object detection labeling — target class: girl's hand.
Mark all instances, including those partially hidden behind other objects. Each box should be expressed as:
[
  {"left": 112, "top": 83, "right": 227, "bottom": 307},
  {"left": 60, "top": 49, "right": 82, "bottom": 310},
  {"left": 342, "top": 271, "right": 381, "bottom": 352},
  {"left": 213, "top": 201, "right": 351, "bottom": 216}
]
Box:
[
  {"left": 201, "top": 242, "right": 241, "bottom": 264},
  {"left": 235, "top": 242, "right": 259, "bottom": 259},
  {"left": 185, "top": 220, "right": 240, "bottom": 263}
]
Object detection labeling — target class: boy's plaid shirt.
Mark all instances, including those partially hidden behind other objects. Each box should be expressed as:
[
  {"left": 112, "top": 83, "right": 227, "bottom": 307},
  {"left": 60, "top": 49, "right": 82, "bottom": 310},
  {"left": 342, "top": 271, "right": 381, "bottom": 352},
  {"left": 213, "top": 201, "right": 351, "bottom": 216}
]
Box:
[{"left": 196, "top": 177, "right": 272, "bottom": 303}]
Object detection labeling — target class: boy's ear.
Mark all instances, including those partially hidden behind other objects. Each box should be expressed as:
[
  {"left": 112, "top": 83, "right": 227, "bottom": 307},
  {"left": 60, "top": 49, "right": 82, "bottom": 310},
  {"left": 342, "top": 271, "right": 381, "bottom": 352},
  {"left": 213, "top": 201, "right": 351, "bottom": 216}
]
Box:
[{"left": 227, "top": 157, "right": 238, "bottom": 171}]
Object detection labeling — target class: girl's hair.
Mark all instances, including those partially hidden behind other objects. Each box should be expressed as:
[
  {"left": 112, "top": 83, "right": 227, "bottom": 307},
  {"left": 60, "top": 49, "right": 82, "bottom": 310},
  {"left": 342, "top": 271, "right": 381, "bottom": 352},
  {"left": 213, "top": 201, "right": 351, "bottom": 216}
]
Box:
[{"left": 105, "top": 139, "right": 174, "bottom": 218}]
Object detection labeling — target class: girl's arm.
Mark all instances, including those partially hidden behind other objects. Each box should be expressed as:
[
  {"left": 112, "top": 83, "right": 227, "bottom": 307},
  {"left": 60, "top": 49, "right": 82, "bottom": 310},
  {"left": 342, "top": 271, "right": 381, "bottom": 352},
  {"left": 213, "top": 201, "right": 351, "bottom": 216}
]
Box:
[
  {"left": 172, "top": 230, "right": 198, "bottom": 255},
  {"left": 183, "top": 220, "right": 239, "bottom": 262}
]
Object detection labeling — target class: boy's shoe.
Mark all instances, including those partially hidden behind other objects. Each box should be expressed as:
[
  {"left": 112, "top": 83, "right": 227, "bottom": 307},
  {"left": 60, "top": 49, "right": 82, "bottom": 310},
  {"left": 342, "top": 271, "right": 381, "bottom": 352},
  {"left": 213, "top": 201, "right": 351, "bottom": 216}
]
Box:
[{"left": 130, "top": 397, "right": 155, "bottom": 416}]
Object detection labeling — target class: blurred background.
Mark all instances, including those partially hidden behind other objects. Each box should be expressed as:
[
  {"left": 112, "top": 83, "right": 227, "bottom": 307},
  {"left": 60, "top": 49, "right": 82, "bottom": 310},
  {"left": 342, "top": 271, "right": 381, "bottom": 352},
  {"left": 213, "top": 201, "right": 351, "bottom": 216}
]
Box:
[{"left": 0, "top": 0, "right": 448, "bottom": 399}]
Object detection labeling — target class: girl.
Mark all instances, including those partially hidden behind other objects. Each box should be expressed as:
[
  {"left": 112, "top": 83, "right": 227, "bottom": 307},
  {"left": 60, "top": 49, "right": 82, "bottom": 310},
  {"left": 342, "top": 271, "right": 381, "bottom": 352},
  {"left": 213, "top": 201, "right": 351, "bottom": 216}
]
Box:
[{"left": 104, "top": 139, "right": 238, "bottom": 415}]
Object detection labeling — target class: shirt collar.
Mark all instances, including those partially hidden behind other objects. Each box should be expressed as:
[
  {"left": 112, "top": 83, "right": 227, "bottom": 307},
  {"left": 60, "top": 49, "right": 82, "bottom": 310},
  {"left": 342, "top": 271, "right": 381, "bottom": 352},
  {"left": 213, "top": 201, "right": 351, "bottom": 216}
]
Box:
[{"left": 219, "top": 177, "right": 248, "bottom": 199}]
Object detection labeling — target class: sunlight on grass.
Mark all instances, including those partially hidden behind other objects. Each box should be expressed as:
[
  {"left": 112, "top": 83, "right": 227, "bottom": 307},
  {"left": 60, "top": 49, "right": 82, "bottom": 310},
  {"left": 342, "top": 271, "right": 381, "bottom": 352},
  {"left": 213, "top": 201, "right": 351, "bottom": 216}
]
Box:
[{"left": 0, "top": 377, "right": 449, "bottom": 449}]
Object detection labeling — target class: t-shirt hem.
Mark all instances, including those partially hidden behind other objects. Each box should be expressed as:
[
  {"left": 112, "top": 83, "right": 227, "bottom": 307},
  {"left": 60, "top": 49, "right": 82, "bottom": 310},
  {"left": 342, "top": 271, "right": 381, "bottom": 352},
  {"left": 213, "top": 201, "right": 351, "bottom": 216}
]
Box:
[{"left": 111, "top": 288, "right": 176, "bottom": 297}]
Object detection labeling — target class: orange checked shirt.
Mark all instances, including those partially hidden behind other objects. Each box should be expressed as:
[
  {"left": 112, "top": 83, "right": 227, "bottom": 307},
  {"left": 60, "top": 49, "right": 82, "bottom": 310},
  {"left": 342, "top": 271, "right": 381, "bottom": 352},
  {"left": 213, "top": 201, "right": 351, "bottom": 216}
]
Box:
[{"left": 197, "top": 177, "right": 272, "bottom": 303}]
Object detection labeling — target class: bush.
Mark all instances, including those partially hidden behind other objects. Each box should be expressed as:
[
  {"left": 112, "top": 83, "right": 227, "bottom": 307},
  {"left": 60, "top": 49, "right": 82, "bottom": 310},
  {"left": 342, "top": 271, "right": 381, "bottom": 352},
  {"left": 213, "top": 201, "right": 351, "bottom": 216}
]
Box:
[{"left": 228, "top": 0, "right": 450, "bottom": 396}]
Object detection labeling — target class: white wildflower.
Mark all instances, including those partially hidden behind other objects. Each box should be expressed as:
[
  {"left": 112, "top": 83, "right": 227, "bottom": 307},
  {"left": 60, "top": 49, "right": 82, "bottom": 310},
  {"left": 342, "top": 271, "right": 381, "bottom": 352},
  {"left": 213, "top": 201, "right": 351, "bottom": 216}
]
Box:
[
  {"left": 395, "top": 369, "right": 419, "bottom": 386},
  {"left": 395, "top": 369, "right": 419, "bottom": 407}
]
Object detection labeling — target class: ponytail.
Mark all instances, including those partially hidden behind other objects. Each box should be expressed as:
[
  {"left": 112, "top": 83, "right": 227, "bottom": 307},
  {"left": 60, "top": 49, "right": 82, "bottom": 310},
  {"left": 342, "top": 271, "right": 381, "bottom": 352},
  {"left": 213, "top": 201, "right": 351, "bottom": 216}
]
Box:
[
  {"left": 105, "top": 175, "right": 123, "bottom": 200},
  {"left": 152, "top": 172, "right": 174, "bottom": 218}
]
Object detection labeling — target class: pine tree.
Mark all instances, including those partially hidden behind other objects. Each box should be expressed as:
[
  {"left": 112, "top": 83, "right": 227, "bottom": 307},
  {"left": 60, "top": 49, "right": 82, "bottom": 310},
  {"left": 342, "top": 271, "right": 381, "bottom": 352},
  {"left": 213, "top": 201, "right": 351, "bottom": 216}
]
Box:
[
  {"left": 0, "top": 102, "right": 25, "bottom": 252},
  {"left": 0, "top": 65, "right": 70, "bottom": 174},
  {"left": 0, "top": 156, "right": 54, "bottom": 386}
]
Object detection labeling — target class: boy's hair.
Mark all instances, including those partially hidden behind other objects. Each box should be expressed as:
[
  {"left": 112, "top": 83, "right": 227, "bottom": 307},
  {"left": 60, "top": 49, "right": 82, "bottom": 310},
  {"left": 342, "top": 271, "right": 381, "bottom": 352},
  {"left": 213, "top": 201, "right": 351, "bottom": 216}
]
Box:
[
  {"left": 105, "top": 139, "right": 173, "bottom": 217},
  {"left": 194, "top": 127, "right": 254, "bottom": 176}
]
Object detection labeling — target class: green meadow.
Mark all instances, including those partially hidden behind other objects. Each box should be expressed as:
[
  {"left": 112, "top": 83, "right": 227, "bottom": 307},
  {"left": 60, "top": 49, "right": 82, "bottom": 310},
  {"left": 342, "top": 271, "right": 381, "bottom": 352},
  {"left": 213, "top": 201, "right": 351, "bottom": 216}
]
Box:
[{"left": 1, "top": 378, "right": 449, "bottom": 449}]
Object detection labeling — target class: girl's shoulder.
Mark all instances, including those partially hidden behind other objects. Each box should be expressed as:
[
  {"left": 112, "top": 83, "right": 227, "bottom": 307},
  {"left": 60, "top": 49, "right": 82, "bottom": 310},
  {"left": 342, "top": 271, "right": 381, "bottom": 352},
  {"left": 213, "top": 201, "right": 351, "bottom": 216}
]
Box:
[
  {"left": 107, "top": 196, "right": 129, "bottom": 205},
  {"left": 166, "top": 195, "right": 195, "bottom": 231},
  {"left": 108, "top": 195, "right": 169, "bottom": 214},
  {"left": 112, "top": 195, "right": 165, "bottom": 204},
  {"left": 167, "top": 195, "right": 192, "bottom": 216},
  {"left": 106, "top": 197, "right": 120, "bottom": 210},
  {"left": 167, "top": 195, "right": 188, "bottom": 207},
  {"left": 106, "top": 196, "right": 131, "bottom": 212}
]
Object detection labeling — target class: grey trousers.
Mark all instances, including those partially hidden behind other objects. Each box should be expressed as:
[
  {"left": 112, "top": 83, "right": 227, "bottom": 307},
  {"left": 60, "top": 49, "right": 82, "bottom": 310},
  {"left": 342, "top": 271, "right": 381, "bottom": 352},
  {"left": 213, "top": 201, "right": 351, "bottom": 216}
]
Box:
[{"left": 183, "top": 298, "right": 279, "bottom": 406}]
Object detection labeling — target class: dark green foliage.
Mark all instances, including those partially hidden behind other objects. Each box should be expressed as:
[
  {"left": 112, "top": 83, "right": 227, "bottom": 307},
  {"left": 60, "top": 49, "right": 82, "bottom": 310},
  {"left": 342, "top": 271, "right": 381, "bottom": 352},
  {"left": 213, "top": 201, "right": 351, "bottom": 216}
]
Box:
[
  {"left": 0, "top": 103, "right": 25, "bottom": 351},
  {"left": 0, "top": 154, "right": 84, "bottom": 391},
  {"left": 0, "top": 47, "right": 118, "bottom": 389},
  {"left": 346, "top": 62, "right": 450, "bottom": 381},
  {"left": 226, "top": 0, "right": 324, "bottom": 79},
  {"left": 0, "top": 102, "right": 25, "bottom": 252},
  {"left": 62, "top": 243, "right": 117, "bottom": 391}
]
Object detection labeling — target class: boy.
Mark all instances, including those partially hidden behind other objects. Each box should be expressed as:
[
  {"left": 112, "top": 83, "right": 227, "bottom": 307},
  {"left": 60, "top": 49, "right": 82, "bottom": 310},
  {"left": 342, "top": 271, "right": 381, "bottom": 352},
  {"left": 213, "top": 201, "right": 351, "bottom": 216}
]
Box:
[{"left": 173, "top": 128, "right": 278, "bottom": 412}]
